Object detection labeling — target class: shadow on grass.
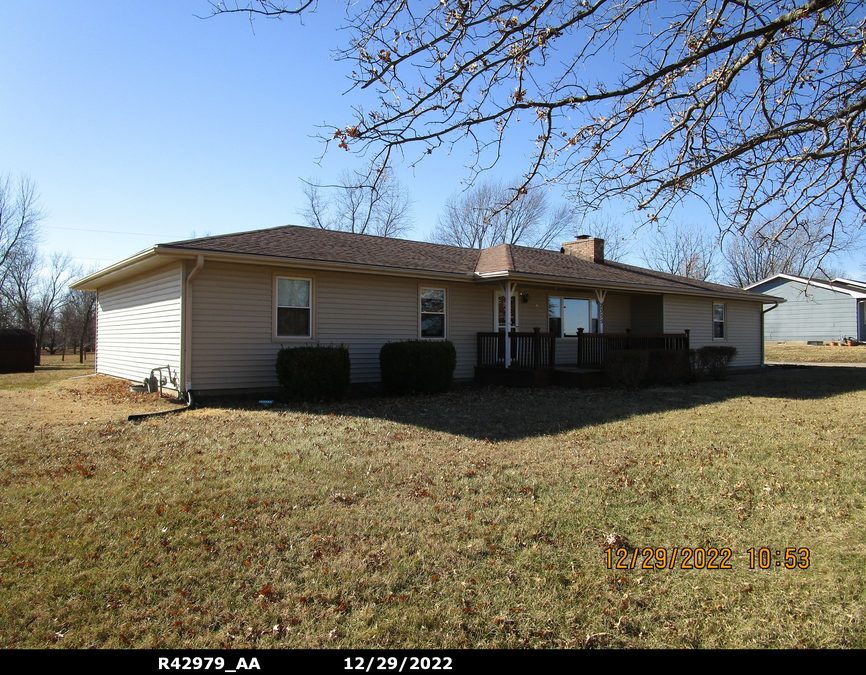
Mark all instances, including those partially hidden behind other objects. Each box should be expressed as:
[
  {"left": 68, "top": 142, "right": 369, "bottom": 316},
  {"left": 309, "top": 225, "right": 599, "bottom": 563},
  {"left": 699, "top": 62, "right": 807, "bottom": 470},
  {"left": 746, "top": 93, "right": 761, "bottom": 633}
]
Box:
[{"left": 199, "top": 366, "right": 866, "bottom": 442}]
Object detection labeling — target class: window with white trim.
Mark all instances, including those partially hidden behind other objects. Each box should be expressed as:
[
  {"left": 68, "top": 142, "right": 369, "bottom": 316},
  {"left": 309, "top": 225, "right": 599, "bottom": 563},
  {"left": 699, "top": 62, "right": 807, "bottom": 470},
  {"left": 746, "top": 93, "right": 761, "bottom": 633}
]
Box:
[
  {"left": 276, "top": 277, "right": 311, "bottom": 338},
  {"left": 712, "top": 302, "right": 726, "bottom": 339},
  {"left": 420, "top": 287, "right": 446, "bottom": 338}
]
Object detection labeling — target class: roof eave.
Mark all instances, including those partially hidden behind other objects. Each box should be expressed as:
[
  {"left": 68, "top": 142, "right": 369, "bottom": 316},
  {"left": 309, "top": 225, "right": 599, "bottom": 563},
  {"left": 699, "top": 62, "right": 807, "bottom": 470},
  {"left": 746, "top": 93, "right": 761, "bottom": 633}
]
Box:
[
  {"left": 476, "top": 270, "right": 782, "bottom": 303},
  {"left": 747, "top": 273, "right": 866, "bottom": 298},
  {"left": 153, "top": 245, "right": 478, "bottom": 282},
  {"left": 69, "top": 248, "right": 164, "bottom": 291}
]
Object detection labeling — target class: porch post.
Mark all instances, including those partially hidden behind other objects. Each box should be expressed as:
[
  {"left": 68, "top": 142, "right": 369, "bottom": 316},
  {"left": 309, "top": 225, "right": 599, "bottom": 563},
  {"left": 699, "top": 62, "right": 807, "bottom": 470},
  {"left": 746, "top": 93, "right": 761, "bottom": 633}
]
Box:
[
  {"left": 577, "top": 327, "right": 584, "bottom": 367},
  {"left": 594, "top": 289, "right": 607, "bottom": 333},
  {"left": 500, "top": 281, "right": 515, "bottom": 369},
  {"left": 533, "top": 327, "right": 541, "bottom": 370}
]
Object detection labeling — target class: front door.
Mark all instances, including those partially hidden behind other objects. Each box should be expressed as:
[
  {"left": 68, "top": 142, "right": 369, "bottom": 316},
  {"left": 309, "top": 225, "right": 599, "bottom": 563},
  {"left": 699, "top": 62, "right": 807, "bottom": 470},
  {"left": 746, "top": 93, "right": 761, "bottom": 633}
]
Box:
[{"left": 496, "top": 293, "right": 518, "bottom": 332}]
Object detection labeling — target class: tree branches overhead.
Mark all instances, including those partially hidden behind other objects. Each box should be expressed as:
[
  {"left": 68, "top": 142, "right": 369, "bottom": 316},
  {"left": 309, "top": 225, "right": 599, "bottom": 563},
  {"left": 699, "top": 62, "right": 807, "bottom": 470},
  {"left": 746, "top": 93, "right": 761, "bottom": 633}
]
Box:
[{"left": 214, "top": 0, "right": 866, "bottom": 243}]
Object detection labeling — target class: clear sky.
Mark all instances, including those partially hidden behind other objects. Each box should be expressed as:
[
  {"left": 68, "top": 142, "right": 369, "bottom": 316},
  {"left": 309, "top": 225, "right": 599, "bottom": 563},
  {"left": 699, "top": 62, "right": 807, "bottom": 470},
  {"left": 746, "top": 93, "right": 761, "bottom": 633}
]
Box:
[{"left": 1, "top": 1, "right": 862, "bottom": 277}]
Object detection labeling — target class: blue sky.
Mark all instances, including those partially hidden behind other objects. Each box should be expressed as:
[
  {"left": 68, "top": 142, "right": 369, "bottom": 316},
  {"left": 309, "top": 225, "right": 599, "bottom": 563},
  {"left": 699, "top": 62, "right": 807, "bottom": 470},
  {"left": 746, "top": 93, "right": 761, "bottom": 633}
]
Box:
[{"left": 1, "top": 1, "right": 862, "bottom": 277}]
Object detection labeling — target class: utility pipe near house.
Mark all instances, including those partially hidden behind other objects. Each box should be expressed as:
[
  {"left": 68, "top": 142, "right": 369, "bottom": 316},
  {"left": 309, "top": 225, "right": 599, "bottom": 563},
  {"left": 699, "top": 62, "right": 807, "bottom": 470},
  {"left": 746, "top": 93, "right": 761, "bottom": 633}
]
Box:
[{"left": 183, "top": 255, "right": 205, "bottom": 398}]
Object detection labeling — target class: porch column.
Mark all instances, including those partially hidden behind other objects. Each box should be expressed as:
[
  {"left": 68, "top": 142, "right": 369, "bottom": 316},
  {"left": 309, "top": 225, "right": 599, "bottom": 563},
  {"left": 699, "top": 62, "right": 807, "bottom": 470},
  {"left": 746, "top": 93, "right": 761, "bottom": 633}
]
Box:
[
  {"left": 594, "top": 289, "right": 607, "bottom": 333},
  {"left": 500, "top": 281, "right": 516, "bottom": 368}
]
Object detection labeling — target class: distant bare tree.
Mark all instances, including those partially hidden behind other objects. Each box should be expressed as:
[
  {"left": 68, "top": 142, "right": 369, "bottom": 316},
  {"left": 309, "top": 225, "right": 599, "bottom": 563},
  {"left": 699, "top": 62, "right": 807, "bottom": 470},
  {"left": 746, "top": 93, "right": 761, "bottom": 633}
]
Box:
[
  {"left": 1, "top": 247, "right": 76, "bottom": 364},
  {"left": 576, "top": 215, "right": 633, "bottom": 262},
  {"left": 0, "top": 174, "right": 44, "bottom": 288},
  {"left": 641, "top": 223, "right": 717, "bottom": 281},
  {"left": 430, "top": 179, "right": 573, "bottom": 249},
  {"left": 300, "top": 168, "right": 414, "bottom": 238},
  {"left": 723, "top": 216, "right": 856, "bottom": 286},
  {"left": 61, "top": 287, "right": 97, "bottom": 362}
]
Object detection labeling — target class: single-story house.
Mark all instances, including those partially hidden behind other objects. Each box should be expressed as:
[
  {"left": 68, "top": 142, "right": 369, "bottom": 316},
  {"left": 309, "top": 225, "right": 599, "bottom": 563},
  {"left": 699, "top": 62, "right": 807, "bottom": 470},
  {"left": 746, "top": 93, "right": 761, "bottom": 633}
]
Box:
[
  {"left": 746, "top": 274, "right": 866, "bottom": 343},
  {"left": 70, "top": 225, "right": 780, "bottom": 397}
]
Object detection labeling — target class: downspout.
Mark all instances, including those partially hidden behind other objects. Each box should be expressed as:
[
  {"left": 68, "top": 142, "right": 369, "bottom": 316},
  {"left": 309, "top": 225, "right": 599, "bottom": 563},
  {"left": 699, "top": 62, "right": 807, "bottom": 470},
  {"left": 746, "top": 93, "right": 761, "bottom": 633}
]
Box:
[
  {"left": 761, "top": 302, "right": 779, "bottom": 365},
  {"left": 182, "top": 255, "right": 204, "bottom": 401}
]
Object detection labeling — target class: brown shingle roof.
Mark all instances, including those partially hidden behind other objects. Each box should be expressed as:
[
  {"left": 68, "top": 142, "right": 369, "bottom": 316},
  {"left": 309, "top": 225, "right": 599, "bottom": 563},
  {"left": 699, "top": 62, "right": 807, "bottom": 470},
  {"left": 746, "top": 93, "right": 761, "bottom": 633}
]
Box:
[
  {"left": 160, "top": 225, "right": 481, "bottom": 276},
  {"left": 155, "top": 225, "right": 769, "bottom": 301},
  {"left": 504, "top": 244, "right": 765, "bottom": 299}
]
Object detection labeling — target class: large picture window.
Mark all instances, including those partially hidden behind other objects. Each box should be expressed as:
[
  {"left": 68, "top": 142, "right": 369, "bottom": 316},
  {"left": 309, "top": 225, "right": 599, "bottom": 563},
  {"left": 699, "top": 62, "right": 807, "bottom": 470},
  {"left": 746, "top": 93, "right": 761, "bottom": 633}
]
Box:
[
  {"left": 549, "top": 297, "right": 599, "bottom": 336},
  {"left": 420, "top": 287, "right": 446, "bottom": 338},
  {"left": 276, "top": 277, "right": 311, "bottom": 338},
  {"left": 713, "top": 302, "right": 726, "bottom": 339}
]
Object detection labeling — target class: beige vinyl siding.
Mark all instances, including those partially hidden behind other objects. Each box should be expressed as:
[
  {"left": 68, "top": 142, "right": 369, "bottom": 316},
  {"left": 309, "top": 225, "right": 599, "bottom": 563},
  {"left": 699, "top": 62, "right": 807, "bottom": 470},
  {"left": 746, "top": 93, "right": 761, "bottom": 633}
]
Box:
[
  {"left": 603, "top": 293, "right": 631, "bottom": 332},
  {"left": 631, "top": 295, "right": 664, "bottom": 333},
  {"left": 663, "top": 295, "right": 762, "bottom": 366},
  {"left": 446, "top": 283, "right": 495, "bottom": 379},
  {"left": 96, "top": 263, "right": 183, "bottom": 388},
  {"left": 191, "top": 263, "right": 279, "bottom": 390},
  {"left": 189, "top": 262, "right": 494, "bottom": 391},
  {"left": 514, "top": 287, "right": 549, "bottom": 331}
]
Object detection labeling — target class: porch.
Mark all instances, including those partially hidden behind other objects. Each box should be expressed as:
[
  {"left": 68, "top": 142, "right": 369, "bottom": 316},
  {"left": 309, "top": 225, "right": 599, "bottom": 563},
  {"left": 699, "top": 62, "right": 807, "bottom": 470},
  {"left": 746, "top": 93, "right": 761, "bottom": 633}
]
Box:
[{"left": 474, "top": 328, "right": 691, "bottom": 387}]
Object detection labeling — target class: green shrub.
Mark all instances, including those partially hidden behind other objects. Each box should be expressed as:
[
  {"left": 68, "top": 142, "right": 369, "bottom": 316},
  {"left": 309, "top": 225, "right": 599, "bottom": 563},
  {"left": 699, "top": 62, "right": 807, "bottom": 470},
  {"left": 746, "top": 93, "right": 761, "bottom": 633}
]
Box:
[
  {"left": 605, "top": 350, "right": 649, "bottom": 389},
  {"left": 698, "top": 346, "right": 738, "bottom": 380},
  {"left": 646, "top": 349, "right": 690, "bottom": 384},
  {"left": 379, "top": 340, "right": 457, "bottom": 395},
  {"left": 275, "top": 345, "right": 351, "bottom": 402}
]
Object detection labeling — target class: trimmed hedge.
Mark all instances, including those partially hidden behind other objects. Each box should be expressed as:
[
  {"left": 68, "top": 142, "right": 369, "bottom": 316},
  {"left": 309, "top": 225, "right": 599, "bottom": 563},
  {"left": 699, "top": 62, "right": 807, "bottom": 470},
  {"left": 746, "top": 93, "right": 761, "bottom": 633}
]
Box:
[
  {"left": 646, "top": 349, "right": 691, "bottom": 384},
  {"left": 605, "top": 350, "right": 648, "bottom": 389},
  {"left": 275, "top": 345, "right": 351, "bottom": 402},
  {"left": 607, "top": 349, "right": 693, "bottom": 387},
  {"left": 379, "top": 340, "right": 457, "bottom": 395},
  {"left": 697, "top": 345, "right": 738, "bottom": 380}
]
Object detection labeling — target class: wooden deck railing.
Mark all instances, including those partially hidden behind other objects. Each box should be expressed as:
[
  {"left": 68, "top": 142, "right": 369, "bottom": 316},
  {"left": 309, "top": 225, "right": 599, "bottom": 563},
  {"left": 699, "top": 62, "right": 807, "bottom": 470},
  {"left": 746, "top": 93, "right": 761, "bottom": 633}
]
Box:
[
  {"left": 476, "top": 328, "right": 556, "bottom": 369},
  {"left": 477, "top": 328, "right": 690, "bottom": 369},
  {"left": 575, "top": 328, "right": 690, "bottom": 367}
]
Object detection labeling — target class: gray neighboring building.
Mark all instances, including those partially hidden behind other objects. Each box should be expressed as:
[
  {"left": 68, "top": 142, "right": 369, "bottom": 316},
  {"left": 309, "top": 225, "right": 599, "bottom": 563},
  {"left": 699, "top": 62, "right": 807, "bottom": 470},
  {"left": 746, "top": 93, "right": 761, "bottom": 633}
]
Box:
[{"left": 746, "top": 274, "right": 866, "bottom": 342}]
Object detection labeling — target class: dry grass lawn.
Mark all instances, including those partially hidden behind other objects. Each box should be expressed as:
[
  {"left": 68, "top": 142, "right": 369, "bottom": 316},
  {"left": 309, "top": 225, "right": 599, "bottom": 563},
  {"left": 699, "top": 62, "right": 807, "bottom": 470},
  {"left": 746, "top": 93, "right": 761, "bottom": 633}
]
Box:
[
  {"left": 1, "top": 361, "right": 865, "bottom": 649},
  {"left": 0, "top": 353, "right": 95, "bottom": 391},
  {"left": 765, "top": 343, "right": 866, "bottom": 364}
]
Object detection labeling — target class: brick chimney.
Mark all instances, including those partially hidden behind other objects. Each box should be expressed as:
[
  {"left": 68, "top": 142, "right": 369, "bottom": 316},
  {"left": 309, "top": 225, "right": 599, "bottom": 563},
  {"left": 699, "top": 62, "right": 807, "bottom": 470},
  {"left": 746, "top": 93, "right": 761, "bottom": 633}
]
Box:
[{"left": 561, "top": 235, "right": 604, "bottom": 263}]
